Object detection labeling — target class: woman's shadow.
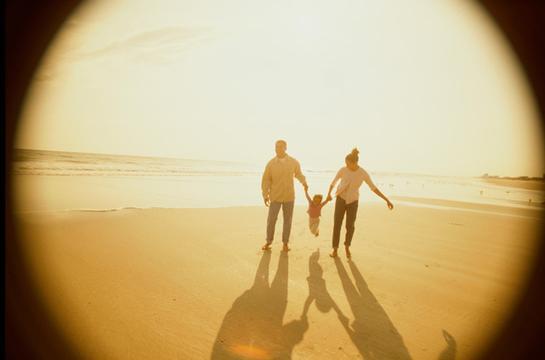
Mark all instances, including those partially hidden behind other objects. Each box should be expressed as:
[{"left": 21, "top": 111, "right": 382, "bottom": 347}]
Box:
[
  {"left": 211, "top": 251, "right": 308, "bottom": 359},
  {"left": 334, "top": 258, "right": 412, "bottom": 359}
]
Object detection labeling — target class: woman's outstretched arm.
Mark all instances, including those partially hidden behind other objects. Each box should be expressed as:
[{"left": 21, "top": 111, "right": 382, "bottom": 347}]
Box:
[
  {"left": 372, "top": 187, "right": 394, "bottom": 209},
  {"left": 364, "top": 171, "right": 393, "bottom": 209}
]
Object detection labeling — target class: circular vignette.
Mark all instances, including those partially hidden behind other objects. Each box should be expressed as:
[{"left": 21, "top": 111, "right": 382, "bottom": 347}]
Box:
[
  {"left": 6, "top": 2, "right": 83, "bottom": 358},
  {"left": 5, "top": 1, "right": 545, "bottom": 359}
]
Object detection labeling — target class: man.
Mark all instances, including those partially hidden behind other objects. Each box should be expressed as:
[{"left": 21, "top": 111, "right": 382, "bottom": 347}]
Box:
[{"left": 261, "top": 140, "right": 308, "bottom": 252}]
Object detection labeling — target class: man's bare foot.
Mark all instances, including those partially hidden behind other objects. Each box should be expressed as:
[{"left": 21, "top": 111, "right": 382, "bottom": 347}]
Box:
[
  {"left": 261, "top": 243, "right": 272, "bottom": 251},
  {"left": 345, "top": 246, "right": 352, "bottom": 259},
  {"left": 329, "top": 249, "right": 338, "bottom": 258},
  {"left": 282, "top": 244, "right": 291, "bottom": 252}
]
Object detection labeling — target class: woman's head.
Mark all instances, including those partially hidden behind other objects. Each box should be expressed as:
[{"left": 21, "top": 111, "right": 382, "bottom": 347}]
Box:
[{"left": 345, "top": 148, "right": 359, "bottom": 168}]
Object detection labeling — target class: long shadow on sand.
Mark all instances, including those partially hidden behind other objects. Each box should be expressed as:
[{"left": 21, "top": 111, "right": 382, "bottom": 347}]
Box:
[
  {"left": 211, "top": 251, "right": 308, "bottom": 359},
  {"left": 334, "top": 258, "right": 412, "bottom": 359},
  {"left": 303, "top": 249, "right": 347, "bottom": 319},
  {"left": 437, "top": 329, "right": 456, "bottom": 360}
]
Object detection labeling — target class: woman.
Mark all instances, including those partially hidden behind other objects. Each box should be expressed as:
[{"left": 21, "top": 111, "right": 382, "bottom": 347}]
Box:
[{"left": 327, "top": 148, "right": 394, "bottom": 258}]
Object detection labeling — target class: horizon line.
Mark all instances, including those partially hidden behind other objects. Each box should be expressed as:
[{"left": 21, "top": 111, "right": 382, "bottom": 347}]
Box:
[{"left": 13, "top": 147, "right": 539, "bottom": 179}]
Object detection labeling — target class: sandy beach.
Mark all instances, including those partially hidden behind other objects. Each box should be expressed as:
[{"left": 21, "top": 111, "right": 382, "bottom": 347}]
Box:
[{"left": 16, "top": 201, "right": 542, "bottom": 359}]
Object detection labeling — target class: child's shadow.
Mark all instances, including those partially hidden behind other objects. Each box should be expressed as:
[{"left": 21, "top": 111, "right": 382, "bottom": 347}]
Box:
[
  {"left": 211, "top": 251, "right": 308, "bottom": 359},
  {"left": 334, "top": 258, "right": 412, "bottom": 359},
  {"left": 303, "top": 249, "right": 346, "bottom": 320}
]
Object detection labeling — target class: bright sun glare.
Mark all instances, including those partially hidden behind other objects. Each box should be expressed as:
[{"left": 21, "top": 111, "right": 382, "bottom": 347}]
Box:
[{"left": 16, "top": 0, "right": 544, "bottom": 175}]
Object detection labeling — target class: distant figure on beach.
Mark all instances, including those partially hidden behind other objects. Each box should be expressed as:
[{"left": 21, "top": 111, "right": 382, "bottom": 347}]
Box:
[
  {"left": 261, "top": 140, "right": 308, "bottom": 251},
  {"left": 328, "top": 148, "right": 394, "bottom": 258},
  {"left": 304, "top": 188, "right": 332, "bottom": 237}
]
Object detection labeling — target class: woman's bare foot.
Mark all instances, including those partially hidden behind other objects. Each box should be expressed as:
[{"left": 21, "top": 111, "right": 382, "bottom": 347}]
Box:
[
  {"left": 282, "top": 244, "right": 291, "bottom": 252},
  {"left": 345, "top": 246, "right": 352, "bottom": 259},
  {"left": 329, "top": 249, "right": 338, "bottom": 258},
  {"left": 261, "top": 243, "right": 272, "bottom": 251}
]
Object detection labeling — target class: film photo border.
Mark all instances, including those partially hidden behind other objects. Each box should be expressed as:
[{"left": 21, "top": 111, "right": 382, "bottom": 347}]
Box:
[{"left": 5, "top": 1, "right": 545, "bottom": 359}]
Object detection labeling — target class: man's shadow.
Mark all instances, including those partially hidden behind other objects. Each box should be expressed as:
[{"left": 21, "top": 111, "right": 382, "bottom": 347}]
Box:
[
  {"left": 211, "top": 251, "right": 308, "bottom": 359},
  {"left": 334, "top": 258, "right": 412, "bottom": 359}
]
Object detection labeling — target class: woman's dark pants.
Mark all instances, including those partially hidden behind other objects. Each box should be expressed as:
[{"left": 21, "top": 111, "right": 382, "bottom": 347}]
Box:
[{"left": 332, "top": 197, "right": 359, "bottom": 248}]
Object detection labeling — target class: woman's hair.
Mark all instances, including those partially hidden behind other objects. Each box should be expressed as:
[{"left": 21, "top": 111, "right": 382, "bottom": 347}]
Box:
[{"left": 345, "top": 148, "right": 359, "bottom": 164}]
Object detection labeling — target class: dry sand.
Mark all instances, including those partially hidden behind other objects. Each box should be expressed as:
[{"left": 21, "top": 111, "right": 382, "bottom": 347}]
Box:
[{"left": 16, "top": 202, "right": 542, "bottom": 359}]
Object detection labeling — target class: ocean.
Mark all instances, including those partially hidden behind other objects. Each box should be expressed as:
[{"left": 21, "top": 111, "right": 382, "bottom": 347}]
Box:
[{"left": 10, "top": 149, "right": 545, "bottom": 213}]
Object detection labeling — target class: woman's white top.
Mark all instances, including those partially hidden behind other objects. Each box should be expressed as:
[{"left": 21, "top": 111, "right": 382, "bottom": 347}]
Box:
[{"left": 331, "top": 166, "right": 377, "bottom": 204}]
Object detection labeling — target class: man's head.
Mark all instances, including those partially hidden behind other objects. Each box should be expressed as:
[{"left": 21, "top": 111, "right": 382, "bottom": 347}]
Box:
[{"left": 275, "top": 140, "right": 287, "bottom": 158}]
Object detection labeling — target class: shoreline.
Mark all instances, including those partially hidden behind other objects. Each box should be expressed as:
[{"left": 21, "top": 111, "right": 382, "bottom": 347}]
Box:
[
  {"left": 481, "top": 177, "right": 545, "bottom": 191},
  {"left": 13, "top": 195, "right": 544, "bottom": 219}
]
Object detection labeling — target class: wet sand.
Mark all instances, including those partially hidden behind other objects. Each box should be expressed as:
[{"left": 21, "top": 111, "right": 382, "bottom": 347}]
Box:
[{"left": 482, "top": 178, "right": 545, "bottom": 191}]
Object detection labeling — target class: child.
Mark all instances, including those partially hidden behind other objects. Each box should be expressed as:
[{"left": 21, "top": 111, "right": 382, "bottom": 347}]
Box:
[{"left": 305, "top": 188, "right": 332, "bottom": 237}]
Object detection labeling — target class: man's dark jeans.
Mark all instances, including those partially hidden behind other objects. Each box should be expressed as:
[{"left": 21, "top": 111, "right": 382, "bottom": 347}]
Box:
[
  {"left": 266, "top": 201, "right": 294, "bottom": 244},
  {"left": 332, "top": 197, "right": 359, "bottom": 248}
]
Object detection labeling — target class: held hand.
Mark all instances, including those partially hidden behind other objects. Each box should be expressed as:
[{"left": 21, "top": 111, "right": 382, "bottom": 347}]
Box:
[
  {"left": 303, "top": 183, "right": 309, "bottom": 192},
  {"left": 386, "top": 200, "right": 394, "bottom": 210},
  {"left": 264, "top": 197, "right": 270, "bottom": 207},
  {"left": 326, "top": 195, "right": 333, "bottom": 202}
]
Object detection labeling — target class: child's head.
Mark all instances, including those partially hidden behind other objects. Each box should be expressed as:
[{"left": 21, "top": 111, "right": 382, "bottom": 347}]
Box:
[{"left": 312, "top": 194, "right": 323, "bottom": 205}]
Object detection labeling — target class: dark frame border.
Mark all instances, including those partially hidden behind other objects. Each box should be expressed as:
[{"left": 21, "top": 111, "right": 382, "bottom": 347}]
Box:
[{"left": 5, "top": 1, "right": 545, "bottom": 358}]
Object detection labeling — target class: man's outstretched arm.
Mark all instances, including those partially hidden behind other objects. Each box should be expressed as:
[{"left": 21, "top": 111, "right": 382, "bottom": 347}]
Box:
[
  {"left": 294, "top": 160, "right": 308, "bottom": 191},
  {"left": 304, "top": 188, "right": 312, "bottom": 203}
]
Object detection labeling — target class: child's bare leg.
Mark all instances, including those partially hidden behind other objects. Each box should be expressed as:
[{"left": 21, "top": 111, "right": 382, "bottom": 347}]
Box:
[{"left": 345, "top": 245, "right": 351, "bottom": 259}]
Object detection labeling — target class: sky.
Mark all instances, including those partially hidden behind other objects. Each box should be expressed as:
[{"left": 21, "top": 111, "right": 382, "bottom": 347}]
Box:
[{"left": 15, "top": 0, "right": 545, "bottom": 176}]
